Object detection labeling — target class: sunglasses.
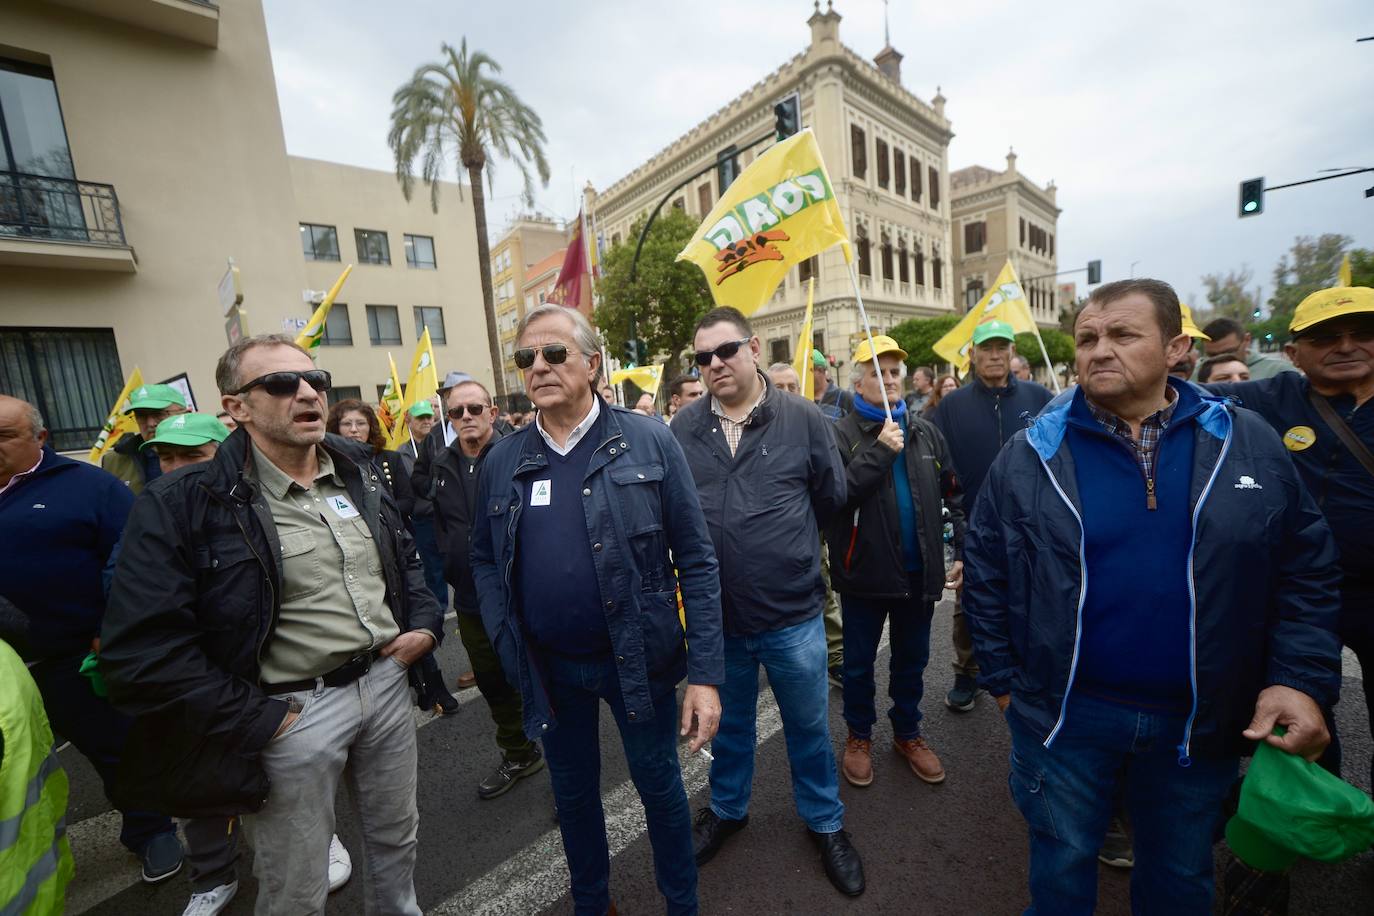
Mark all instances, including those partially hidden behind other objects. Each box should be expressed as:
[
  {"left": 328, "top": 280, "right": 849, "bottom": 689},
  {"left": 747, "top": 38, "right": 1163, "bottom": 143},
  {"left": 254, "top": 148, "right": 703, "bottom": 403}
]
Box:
[
  {"left": 232, "top": 369, "right": 331, "bottom": 397},
  {"left": 514, "top": 344, "right": 569, "bottom": 370},
  {"left": 694, "top": 337, "right": 752, "bottom": 367},
  {"left": 447, "top": 403, "right": 491, "bottom": 419}
]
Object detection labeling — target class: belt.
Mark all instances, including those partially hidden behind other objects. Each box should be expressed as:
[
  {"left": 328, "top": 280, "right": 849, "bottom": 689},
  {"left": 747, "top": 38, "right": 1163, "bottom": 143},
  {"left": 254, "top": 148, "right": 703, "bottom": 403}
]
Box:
[{"left": 261, "top": 648, "right": 384, "bottom": 695}]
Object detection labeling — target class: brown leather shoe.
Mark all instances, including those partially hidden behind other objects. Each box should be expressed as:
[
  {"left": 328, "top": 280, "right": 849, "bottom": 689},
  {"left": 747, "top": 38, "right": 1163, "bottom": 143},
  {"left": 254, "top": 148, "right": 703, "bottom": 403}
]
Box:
[
  {"left": 456, "top": 671, "right": 477, "bottom": 690},
  {"left": 893, "top": 737, "right": 945, "bottom": 784},
  {"left": 842, "top": 734, "right": 873, "bottom": 787}
]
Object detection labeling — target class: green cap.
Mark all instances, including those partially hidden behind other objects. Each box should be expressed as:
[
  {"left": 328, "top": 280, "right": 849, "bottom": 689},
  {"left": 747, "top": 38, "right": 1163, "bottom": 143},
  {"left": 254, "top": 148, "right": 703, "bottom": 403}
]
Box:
[
  {"left": 125, "top": 383, "right": 187, "bottom": 413},
  {"left": 139, "top": 413, "right": 230, "bottom": 450},
  {"left": 1224, "top": 730, "right": 1374, "bottom": 872},
  {"left": 972, "top": 320, "right": 1016, "bottom": 346},
  {"left": 408, "top": 401, "right": 435, "bottom": 418},
  {"left": 811, "top": 348, "right": 827, "bottom": 368}
]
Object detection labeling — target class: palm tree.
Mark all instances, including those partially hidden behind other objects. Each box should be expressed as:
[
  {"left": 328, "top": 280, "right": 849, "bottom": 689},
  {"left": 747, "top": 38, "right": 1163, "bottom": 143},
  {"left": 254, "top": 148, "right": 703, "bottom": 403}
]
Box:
[{"left": 388, "top": 40, "right": 550, "bottom": 402}]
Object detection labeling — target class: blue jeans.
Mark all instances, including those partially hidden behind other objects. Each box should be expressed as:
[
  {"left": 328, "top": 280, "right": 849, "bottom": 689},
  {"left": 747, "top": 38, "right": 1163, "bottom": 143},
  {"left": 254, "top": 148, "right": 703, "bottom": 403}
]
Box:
[
  {"left": 711, "top": 614, "right": 844, "bottom": 833},
  {"left": 1006, "top": 693, "right": 1238, "bottom": 916},
  {"left": 840, "top": 583, "right": 934, "bottom": 741},
  {"left": 409, "top": 514, "right": 449, "bottom": 609},
  {"left": 540, "top": 654, "right": 696, "bottom": 916}
]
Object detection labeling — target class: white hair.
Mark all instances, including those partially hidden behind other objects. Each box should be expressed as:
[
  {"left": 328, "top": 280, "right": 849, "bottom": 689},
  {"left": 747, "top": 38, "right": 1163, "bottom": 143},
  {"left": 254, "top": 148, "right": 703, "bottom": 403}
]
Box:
[
  {"left": 25, "top": 402, "right": 45, "bottom": 438},
  {"left": 518, "top": 304, "right": 601, "bottom": 357}
]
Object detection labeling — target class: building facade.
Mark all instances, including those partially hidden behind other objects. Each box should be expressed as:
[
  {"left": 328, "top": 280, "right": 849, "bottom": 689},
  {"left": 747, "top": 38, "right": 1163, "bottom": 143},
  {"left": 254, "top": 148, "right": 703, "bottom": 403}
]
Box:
[
  {"left": 588, "top": 2, "right": 954, "bottom": 385},
  {"left": 489, "top": 216, "right": 567, "bottom": 395},
  {"left": 949, "top": 150, "right": 1062, "bottom": 330},
  {"left": 0, "top": 0, "right": 490, "bottom": 451}
]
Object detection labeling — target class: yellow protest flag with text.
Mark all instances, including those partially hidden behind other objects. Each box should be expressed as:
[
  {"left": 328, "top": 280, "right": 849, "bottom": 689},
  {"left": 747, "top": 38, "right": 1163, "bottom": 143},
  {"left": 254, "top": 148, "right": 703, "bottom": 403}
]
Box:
[
  {"left": 296, "top": 264, "right": 354, "bottom": 356},
  {"left": 387, "top": 329, "right": 438, "bottom": 449},
  {"left": 933, "top": 260, "right": 1038, "bottom": 375},
  {"left": 88, "top": 367, "right": 145, "bottom": 463},
  {"left": 677, "top": 129, "right": 850, "bottom": 315},
  {"left": 792, "top": 278, "right": 816, "bottom": 399},
  {"left": 376, "top": 352, "right": 405, "bottom": 441},
  {"left": 610, "top": 363, "right": 664, "bottom": 397}
]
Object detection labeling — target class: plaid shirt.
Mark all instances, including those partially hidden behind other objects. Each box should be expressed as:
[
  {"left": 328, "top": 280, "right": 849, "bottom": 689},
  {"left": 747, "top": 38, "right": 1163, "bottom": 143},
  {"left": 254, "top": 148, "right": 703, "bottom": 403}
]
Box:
[
  {"left": 710, "top": 374, "right": 769, "bottom": 457},
  {"left": 1086, "top": 387, "right": 1179, "bottom": 484}
]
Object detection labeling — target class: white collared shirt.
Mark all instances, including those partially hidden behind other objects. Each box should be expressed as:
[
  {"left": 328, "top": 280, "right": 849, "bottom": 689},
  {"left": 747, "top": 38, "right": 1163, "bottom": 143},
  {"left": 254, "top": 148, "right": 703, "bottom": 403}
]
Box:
[
  {"left": 534, "top": 396, "right": 601, "bottom": 457},
  {"left": 442, "top": 421, "right": 458, "bottom": 447},
  {"left": 0, "top": 449, "right": 44, "bottom": 498}
]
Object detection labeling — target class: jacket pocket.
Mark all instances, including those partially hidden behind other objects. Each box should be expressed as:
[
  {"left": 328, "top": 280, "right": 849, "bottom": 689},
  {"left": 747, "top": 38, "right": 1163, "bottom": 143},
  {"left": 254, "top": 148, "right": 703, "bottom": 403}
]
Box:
[
  {"left": 610, "top": 463, "right": 668, "bottom": 591},
  {"left": 639, "top": 589, "right": 685, "bottom": 675},
  {"left": 277, "top": 528, "right": 323, "bottom": 602}
]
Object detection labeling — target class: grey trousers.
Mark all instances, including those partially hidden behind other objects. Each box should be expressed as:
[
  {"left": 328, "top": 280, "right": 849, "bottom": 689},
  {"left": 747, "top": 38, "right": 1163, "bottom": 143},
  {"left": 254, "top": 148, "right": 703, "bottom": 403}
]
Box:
[
  {"left": 951, "top": 593, "right": 980, "bottom": 677},
  {"left": 248, "top": 656, "right": 421, "bottom": 916}
]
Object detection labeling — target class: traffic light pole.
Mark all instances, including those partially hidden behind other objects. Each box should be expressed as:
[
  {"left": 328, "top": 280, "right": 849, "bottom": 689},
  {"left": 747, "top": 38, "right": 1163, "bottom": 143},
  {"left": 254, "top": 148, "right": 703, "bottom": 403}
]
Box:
[{"left": 1263, "top": 167, "right": 1374, "bottom": 193}]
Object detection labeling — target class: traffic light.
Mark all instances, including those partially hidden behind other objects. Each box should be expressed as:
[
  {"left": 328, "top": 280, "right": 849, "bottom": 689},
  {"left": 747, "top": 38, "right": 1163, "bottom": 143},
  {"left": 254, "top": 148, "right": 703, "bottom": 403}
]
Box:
[
  {"left": 635, "top": 339, "right": 649, "bottom": 365},
  {"left": 622, "top": 339, "right": 637, "bottom": 368},
  {"left": 1087, "top": 259, "right": 1102, "bottom": 285},
  {"left": 1239, "top": 178, "right": 1264, "bottom": 217},
  {"left": 773, "top": 94, "right": 800, "bottom": 141}
]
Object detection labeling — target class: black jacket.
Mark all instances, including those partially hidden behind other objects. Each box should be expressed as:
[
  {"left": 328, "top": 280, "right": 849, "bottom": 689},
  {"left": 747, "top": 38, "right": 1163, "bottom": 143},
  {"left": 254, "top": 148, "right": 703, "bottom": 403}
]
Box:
[
  {"left": 931, "top": 376, "right": 1053, "bottom": 508},
  {"left": 99, "top": 428, "right": 443, "bottom": 817},
  {"left": 373, "top": 448, "right": 415, "bottom": 519},
  {"left": 672, "top": 376, "right": 847, "bottom": 636},
  {"left": 411, "top": 428, "right": 504, "bottom": 611},
  {"left": 825, "top": 408, "right": 966, "bottom": 603}
]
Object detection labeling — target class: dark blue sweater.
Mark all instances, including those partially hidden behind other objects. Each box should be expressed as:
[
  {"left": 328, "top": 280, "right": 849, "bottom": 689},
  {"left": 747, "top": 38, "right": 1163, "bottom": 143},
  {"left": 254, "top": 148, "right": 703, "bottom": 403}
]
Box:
[
  {"left": 0, "top": 449, "right": 133, "bottom": 661},
  {"left": 932, "top": 377, "right": 1053, "bottom": 509},
  {"left": 1068, "top": 390, "right": 1201, "bottom": 710}
]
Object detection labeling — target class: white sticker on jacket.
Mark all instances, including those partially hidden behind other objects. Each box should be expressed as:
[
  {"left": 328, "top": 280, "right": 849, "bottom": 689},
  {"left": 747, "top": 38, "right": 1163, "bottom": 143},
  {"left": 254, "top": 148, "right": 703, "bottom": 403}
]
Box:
[
  {"left": 530, "top": 479, "right": 552, "bottom": 507},
  {"left": 326, "top": 495, "right": 360, "bottom": 519}
]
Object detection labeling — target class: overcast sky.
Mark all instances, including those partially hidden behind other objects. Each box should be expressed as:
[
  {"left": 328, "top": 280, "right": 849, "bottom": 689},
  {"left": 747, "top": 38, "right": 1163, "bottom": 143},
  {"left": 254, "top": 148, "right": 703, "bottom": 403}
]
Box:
[{"left": 263, "top": 0, "right": 1372, "bottom": 310}]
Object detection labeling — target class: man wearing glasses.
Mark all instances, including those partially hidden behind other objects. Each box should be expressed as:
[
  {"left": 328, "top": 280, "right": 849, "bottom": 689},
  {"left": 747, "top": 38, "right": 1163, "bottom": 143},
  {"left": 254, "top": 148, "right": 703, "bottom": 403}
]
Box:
[
  {"left": 471, "top": 304, "right": 723, "bottom": 916},
  {"left": 672, "top": 307, "right": 864, "bottom": 899},
  {"left": 413, "top": 379, "right": 547, "bottom": 801},
  {"left": 101, "top": 333, "right": 443, "bottom": 915}
]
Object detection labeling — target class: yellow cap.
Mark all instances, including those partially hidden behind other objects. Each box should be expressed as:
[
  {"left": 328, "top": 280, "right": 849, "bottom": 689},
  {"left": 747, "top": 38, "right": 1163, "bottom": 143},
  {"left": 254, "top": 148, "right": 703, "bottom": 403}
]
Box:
[
  {"left": 1180, "top": 304, "right": 1210, "bottom": 341},
  {"left": 1289, "top": 287, "right": 1374, "bottom": 336},
  {"left": 852, "top": 334, "right": 907, "bottom": 365}
]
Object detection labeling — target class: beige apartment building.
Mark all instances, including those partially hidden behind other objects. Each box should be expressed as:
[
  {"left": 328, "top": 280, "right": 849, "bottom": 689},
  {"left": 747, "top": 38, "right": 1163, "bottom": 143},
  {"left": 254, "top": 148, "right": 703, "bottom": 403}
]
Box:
[
  {"left": 489, "top": 216, "right": 568, "bottom": 394},
  {"left": 950, "top": 150, "right": 1063, "bottom": 330},
  {"left": 0, "top": 0, "right": 489, "bottom": 452},
  {"left": 589, "top": 2, "right": 954, "bottom": 384}
]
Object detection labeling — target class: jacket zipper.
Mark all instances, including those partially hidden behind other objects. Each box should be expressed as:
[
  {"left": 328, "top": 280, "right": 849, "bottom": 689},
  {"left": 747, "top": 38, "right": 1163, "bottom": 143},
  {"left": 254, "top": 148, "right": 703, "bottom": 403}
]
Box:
[{"left": 1036, "top": 454, "right": 1088, "bottom": 749}]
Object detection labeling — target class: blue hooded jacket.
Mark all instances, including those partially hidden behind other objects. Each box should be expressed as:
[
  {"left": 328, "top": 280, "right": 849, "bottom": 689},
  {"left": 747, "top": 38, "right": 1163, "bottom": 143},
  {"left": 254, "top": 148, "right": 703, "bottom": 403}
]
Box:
[{"left": 962, "top": 380, "right": 1342, "bottom": 762}]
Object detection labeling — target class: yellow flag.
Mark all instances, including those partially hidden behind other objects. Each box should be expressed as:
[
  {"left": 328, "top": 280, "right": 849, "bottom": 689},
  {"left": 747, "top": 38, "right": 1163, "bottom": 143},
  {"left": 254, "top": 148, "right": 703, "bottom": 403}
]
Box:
[
  {"left": 677, "top": 129, "right": 851, "bottom": 315},
  {"left": 387, "top": 329, "right": 439, "bottom": 450},
  {"left": 376, "top": 352, "right": 405, "bottom": 441},
  {"left": 792, "top": 278, "right": 816, "bottom": 399},
  {"left": 610, "top": 363, "right": 664, "bottom": 396},
  {"left": 296, "top": 264, "right": 354, "bottom": 355},
  {"left": 933, "top": 260, "right": 1038, "bottom": 374},
  {"left": 88, "top": 367, "right": 145, "bottom": 463},
  {"left": 1339, "top": 253, "right": 1353, "bottom": 287}
]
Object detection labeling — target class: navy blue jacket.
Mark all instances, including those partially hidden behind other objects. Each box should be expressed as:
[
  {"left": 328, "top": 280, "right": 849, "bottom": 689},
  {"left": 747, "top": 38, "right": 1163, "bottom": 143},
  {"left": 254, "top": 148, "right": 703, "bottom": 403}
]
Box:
[
  {"left": 672, "top": 376, "right": 847, "bottom": 636},
  {"left": 0, "top": 449, "right": 133, "bottom": 661},
  {"left": 931, "top": 376, "right": 1053, "bottom": 508},
  {"left": 470, "top": 404, "right": 724, "bottom": 740},
  {"left": 963, "top": 381, "right": 1342, "bottom": 761},
  {"left": 1209, "top": 373, "right": 1374, "bottom": 596}
]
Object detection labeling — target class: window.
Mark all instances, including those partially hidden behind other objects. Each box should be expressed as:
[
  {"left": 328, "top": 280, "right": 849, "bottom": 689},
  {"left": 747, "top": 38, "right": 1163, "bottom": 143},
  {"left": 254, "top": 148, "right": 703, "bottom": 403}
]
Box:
[
  {"left": 856, "top": 231, "right": 872, "bottom": 277},
  {"left": 672, "top": 197, "right": 685, "bottom": 211},
  {"left": 366, "top": 305, "right": 401, "bottom": 345},
  {"left": 0, "top": 327, "right": 123, "bottom": 452},
  {"left": 300, "top": 223, "right": 339, "bottom": 261},
  {"left": 813, "top": 330, "right": 826, "bottom": 354},
  {"left": 897, "top": 241, "right": 909, "bottom": 283},
  {"left": 850, "top": 125, "right": 867, "bottom": 179},
  {"left": 413, "top": 306, "right": 446, "bottom": 345},
  {"left": 966, "top": 280, "right": 985, "bottom": 307},
  {"left": 354, "top": 228, "right": 390, "bottom": 265},
  {"left": 716, "top": 145, "right": 739, "bottom": 196},
  {"left": 928, "top": 166, "right": 940, "bottom": 209},
  {"left": 798, "top": 255, "right": 818, "bottom": 284},
  {"left": 911, "top": 158, "right": 922, "bottom": 202},
  {"left": 0, "top": 59, "right": 84, "bottom": 241},
  {"left": 876, "top": 139, "right": 889, "bottom": 189},
  {"left": 404, "top": 233, "right": 436, "bottom": 269},
  {"left": 696, "top": 183, "right": 712, "bottom": 215},
  {"left": 376, "top": 384, "right": 389, "bottom": 402},
  {"left": 880, "top": 238, "right": 893, "bottom": 280},
  {"left": 611, "top": 231, "right": 622, "bottom": 247},
  {"left": 327, "top": 386, "right": 362, "bottom": 407},
  {"left": 321, "top": 303, "right": 352, "bottom": 346},
  {"left": 932, "top": 252, "right": 943, "bottom": 290},
  {"left": 1019, "top": 217, "right": 1026, "bottom": 246},
  {"left": 769, "top": 339, "right": 789, "bottom": 364},
  {"left": 914, "top": 247, "right": 925, "bottom": 286},
  {"left": 964, "top": 221, "right": 986, "bottom": 254},
  {"left": 1048, "top": 232, "right": 1055, "bottom": 257},
  {"left": 894, "top": 149, "right": 906, "bottom": 196}
]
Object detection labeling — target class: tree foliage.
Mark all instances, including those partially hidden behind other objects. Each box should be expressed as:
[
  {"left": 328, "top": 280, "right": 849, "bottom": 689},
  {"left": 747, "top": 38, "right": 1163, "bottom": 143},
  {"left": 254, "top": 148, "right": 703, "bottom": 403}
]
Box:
[
  {"left": 889, "top": 315, "right": 961, "bottom": 371},
  {"left": 595, "top": 208, "right": 714, "bottom": 377},
  {"left": 1200, "top": 267, "right": 1257, "bottom": 321},
  {"left": 1345, "top": 247, "right": 1374, "bottom": 288},
  {"left": 1270, "top": 234, "right": 1351, "bottom": 319},
  {"left": 1014, "top": 330, "right": 1075, "bottom": 368}
]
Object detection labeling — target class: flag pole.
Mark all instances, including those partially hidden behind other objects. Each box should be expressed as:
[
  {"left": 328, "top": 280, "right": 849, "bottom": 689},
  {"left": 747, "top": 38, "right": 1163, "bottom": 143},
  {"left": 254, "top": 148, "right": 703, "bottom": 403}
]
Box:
[
  {"left": 844, "top": 260, "right": 892, "bottom": 420},
  {"left": 1025, "top": 321, "right": 1062, "bottom": 393}
]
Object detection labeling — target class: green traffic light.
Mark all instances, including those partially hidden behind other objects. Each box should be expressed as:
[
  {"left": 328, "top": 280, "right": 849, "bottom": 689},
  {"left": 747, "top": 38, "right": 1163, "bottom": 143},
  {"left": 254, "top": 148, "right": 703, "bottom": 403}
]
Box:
[{"left": 1244, "top": 201, "right": 1258, "bottom": 212}]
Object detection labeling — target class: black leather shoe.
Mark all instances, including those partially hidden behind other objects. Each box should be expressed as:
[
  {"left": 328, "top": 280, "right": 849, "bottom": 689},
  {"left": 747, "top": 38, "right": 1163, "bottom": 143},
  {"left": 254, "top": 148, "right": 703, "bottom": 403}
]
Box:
[
  {"left": 477, "top": 750, "right": 546, "bottom": 800},
  {"left": 810, "top": 829, "right": 864, "bottom": 897},
  {"left": 692, "top": 807, "right": 748, "bottom": 865}
]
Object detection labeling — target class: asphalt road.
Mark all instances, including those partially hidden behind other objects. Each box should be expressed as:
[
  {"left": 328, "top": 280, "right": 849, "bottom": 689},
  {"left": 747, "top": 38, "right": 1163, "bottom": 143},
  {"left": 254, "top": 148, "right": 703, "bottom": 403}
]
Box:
[{"left": 62, "top": 601, "right": 1372, "bottom": 915}]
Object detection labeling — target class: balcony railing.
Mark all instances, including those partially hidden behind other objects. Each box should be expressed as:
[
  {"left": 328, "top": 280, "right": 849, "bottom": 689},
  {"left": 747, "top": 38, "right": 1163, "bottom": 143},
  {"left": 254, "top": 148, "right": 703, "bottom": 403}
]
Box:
[{"left": 0, "top": 171, "right": 128, "bottom": 247}]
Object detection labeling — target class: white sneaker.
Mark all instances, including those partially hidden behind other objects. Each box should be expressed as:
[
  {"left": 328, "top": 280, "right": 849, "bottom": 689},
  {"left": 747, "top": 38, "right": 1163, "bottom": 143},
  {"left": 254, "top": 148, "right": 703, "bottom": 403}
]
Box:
[
  {"left": 182, "top": 880, "right": 238, "bottom": 916},
  {"left": 328, "top": 834, "right": 352, "bottom": 892}
]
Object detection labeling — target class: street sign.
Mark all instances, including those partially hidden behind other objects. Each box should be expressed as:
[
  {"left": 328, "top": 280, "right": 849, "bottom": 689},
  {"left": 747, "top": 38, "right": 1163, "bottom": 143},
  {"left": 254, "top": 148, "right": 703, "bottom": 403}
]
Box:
[
  {"left": 225, "top": 306, "right": 247, "bottom": 346},
  {"left": 282, "top": 317, "right": 308, "bottom": 334},
  {"left": 218, "top": 262, "right": 243, "bottom": 316}
]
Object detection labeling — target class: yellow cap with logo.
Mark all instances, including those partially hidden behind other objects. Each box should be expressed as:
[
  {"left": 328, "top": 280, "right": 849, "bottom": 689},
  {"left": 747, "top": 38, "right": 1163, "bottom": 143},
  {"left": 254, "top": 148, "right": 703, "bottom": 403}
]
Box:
[
  {"left": 1290, "top": 287, "right": 1374, "bottom": 336},
  {"left": 852, "top": 334, "right": 907, "bottom": 366}
]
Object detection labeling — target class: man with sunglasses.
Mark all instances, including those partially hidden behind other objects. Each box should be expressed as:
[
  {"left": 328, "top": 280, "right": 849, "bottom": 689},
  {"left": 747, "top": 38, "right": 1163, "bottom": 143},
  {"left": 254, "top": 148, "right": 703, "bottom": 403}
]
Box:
[
  {"left": 672, "top": 307, "right": 864, "bottom": 899},
  {"left": 101, "top": 333, "right": 443, "bottom": 915},
  {"left": 471, "top": 304, "right": 723, "bottom": 916},
  {"left": 1206, "top": 286, "right": 1374, "bottom": 790},
  {"left": 413, "top": 379, "right": 547, "bottom": 800}
]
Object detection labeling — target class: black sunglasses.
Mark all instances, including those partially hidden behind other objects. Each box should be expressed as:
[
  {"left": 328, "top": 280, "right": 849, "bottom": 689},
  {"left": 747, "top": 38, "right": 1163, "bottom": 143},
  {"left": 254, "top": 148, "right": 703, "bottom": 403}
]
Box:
[
  {"left": 233, "top": 369, "right": 332, "bottom": 397},
  {"left": 447, "top": 403, "right": 491, "bottom": 419},
  {"left": 694, "top": 337, "right": 752, "bottom": 367},
  {"left": 514, "top": 344, "right": 569, "bottom": 370}
]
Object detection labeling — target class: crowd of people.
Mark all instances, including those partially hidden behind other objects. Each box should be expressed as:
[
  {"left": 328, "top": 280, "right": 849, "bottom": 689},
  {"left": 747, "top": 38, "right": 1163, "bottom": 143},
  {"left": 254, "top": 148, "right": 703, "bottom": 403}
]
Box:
[{"left": 0, "top": 278, "right": 1371, "bottom": 916}]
